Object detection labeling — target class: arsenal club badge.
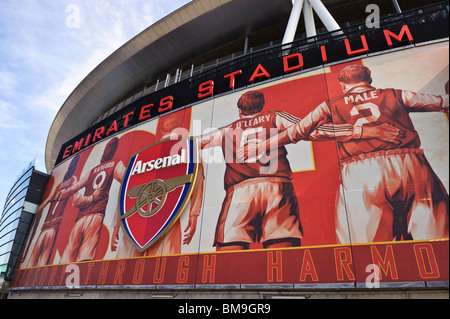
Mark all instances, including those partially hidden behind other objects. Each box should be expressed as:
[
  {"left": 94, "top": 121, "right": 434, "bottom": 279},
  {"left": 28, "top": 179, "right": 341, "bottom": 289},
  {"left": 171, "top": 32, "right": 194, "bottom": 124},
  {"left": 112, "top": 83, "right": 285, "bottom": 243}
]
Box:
[{"left": 119, "top": 137, "right": 199, "bottom": 252}]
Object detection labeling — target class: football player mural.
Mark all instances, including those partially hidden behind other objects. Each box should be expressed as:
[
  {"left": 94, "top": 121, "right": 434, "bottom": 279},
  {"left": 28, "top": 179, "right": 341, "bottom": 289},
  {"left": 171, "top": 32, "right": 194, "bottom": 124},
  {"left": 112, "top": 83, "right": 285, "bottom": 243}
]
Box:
[
  {"left": 17, "top": 42, "right": 448, "bottom": 288},
  {"left": 241, "top": 64, "right": 449, "bottom": 244},
  {"left": 199, "top": 90, "right": 404, "bottom": 251}
]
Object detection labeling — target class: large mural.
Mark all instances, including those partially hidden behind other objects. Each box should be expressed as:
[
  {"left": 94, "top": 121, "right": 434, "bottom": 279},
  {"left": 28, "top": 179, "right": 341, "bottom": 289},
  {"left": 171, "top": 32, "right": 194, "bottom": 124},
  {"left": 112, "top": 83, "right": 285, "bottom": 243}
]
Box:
[{"left": 13, "top": 42, "right": 448, "bottom": 289}]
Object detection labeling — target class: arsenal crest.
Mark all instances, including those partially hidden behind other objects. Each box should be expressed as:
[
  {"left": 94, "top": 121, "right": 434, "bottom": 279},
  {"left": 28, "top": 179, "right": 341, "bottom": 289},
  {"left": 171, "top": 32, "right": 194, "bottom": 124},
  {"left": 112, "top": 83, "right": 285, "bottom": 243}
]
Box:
[{"left": 119, "top": 138, "right": 199, "bottom": 252}]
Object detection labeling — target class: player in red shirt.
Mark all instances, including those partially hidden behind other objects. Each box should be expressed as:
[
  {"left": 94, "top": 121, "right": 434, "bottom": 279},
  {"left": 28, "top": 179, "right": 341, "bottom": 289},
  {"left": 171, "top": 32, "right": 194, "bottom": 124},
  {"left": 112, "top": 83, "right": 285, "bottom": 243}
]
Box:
[
  {"left": 59, "top": 137, "right": 126, "bottom": 262},
  {"left": 243, "top": 65, "right": 449, "bottom": 243},
  {"left": 22, "top": 155, "right": 80, "bottom": 267},
  {"left": 201, "top": 90, "right": 402, "bottom": 250}
]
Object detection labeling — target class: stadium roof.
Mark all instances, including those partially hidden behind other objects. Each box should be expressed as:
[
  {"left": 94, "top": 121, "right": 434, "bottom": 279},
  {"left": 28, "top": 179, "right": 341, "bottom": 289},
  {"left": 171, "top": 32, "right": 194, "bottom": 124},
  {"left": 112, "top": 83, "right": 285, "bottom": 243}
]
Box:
[
  {"left": 45, "top": 0, "right": 296, "bottom": 171},
  {"left": 44, "top": 0, "right": 442, "bottom": 171}
]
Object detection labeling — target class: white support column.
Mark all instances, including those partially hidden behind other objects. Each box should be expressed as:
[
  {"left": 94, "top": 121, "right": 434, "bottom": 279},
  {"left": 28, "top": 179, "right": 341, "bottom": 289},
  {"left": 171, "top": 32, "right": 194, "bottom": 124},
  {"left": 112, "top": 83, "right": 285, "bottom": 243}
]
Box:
[
  {"left": 303, "top": 0, "right": 317, "bottom": 38},
  {"left": 174, "top": 69, "right": 180, "bottom": 83},
  {"left": 164, "top": 74, "right": 170, "bottom": 87},
  {"left": 307, "top": 0, "right": 341, "bottom": 32},
  {"left": 392, "top": 0, "right": 402, "bottom": 13},
  {"left": 282, "top": 0, "right": 305, "bottom": 45},
  {"left": 244, "top": 35, "right": 249, "bottom": 54}
]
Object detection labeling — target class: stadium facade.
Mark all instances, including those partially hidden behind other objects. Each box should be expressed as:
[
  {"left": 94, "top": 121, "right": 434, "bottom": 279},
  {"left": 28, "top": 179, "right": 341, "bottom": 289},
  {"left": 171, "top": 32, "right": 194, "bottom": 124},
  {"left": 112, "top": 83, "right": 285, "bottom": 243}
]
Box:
[
  {"left": 0, "top": 160, "right": 49, "bottom": 299},
  {"left": 3, "top": 0, "right": 449, "bottom": 299}
]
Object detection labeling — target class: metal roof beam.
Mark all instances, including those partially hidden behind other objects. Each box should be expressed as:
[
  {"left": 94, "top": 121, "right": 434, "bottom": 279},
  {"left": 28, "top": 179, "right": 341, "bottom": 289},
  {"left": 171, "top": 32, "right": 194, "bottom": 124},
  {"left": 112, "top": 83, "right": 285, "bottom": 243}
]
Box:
[
  {"left": 283, "top": 0, "right": 305, "bottom": 44},
  {"left": 283, "top": 0, "right": 341, "bottom": 44}
]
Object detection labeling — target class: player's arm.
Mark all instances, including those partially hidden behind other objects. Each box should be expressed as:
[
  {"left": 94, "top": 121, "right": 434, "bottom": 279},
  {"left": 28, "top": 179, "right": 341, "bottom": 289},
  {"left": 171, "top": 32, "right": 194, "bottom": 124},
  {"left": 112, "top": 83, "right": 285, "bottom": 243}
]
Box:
[
  {"left": 402, "top": 90, "right": 449, "bottom": 113},
  {"left": 35, "top": 186, "right": 58, "bottom": 215},
  {"left": 236, "top": 102, "right": 330, "bottom": 161},
  {"left": 274, "top": 111, "right": 301, "bottom": 130},
  {"left": 308, "top": 123, "right": 404, "bottom": 144},
  {"left": 271, "top": 101, "right": 405, "bottom": 144},
  {"left": 196, "top": 125, "right": 230, "bottom": 149},
  {"left": 269, "top": 105, "right": 332, "bottom": 147},
  {"left": 308, "top": 124, "right": 357, "bottom": 141},
  {"left": 197, "top": 130, "right": 220, "bottom": 149},
  {"left": 59, "top": 173, "right": 90, "bottom": 200},
  {"left": 264, "top": 101, "right": 332, "bottom": 149},
  {"left": 286, "top": 101, "right": 332, "bottom": 144},
  {"left": 275, "top": 110, "right": 366, "bottom": 142},
  {"left": 114, "top": 161, "right": 126, "bottom": 183},
  {"left": 111, "top": 207, "right": 121, "bottom": 252},
  {"left": 238, "top": 101, "right": 405, "bottom": 161},
  {"left": 72, "top": 188, "right": 106, "bottom": 209},
  {"left": 189, "top": 162, "right": 204, "bottom": 218},
  {"left": 183, "top": 162, "right": 205, "bottom": 245}
]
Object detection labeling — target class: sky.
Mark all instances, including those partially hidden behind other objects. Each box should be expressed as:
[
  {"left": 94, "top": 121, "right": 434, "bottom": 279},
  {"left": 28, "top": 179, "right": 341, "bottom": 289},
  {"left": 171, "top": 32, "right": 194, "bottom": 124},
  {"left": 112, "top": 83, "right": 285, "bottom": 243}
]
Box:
[{"left": 0, "top": 0, "right": 192, "bottom": 206}]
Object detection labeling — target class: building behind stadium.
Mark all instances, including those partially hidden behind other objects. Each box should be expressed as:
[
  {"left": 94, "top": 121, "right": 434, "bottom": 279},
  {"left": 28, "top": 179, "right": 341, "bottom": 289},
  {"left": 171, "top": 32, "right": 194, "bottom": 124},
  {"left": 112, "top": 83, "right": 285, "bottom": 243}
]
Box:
[{"left": 1, "top": 0, "right": 449, "bottom": 299}]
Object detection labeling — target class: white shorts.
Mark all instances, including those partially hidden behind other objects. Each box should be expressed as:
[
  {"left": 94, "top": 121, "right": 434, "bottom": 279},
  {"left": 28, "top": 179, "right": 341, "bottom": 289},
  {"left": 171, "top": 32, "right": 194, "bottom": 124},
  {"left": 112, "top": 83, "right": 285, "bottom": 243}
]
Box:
[
  {"left": 214, "top": 177, "right": 302, "bottom": 246},
  {"left": 61, "top": 213, "right": 104, "bottom": 263},
  {"left": 336, "top": 148, "right": 449, "bottom": 243},
  {"left": 29, "top": 228, "right": 56, "bottom": 267}
]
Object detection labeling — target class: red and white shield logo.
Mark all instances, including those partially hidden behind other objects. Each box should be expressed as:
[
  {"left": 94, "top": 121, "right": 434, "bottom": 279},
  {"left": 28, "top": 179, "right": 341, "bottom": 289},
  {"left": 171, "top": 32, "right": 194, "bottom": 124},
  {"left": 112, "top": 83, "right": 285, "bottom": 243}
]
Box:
[{"left": 119, "top": 138, "right": 198, "bottom": 252}]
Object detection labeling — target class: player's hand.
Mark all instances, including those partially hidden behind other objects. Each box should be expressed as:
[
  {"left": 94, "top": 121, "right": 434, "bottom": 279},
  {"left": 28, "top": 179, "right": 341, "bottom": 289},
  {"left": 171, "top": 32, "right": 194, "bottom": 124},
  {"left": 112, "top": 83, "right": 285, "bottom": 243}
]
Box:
[
  {"left": 364, "top": 123, "right": 404, "bottom": 144},
  {"left": 92, "top": 188, "right": 105, "bottom": 199},
  {"left": 111, "top": 226, "right": 120, "bottom": 252},
  {"left": 183, "top": 215, "right": 198, "bottom": 245},
  {"left": 72, "top": 192, "right": 84, "bottom": 206}
]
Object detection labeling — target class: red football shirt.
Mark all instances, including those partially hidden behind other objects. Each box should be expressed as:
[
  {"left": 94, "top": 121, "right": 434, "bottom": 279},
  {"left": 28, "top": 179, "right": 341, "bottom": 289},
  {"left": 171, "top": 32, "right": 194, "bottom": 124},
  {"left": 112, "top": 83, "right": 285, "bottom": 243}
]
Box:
[
  {"left": 43, "top": 176, "right": 78, "bottom": 229},
  {"left": 202, "top": 111, "right": 357, "bottom": 189},
  {"left": 288, "top": 85, "right": 449, "bottom": 160},
  {"left": 76, "top": 160, "right": 117, "bottom": 219}
]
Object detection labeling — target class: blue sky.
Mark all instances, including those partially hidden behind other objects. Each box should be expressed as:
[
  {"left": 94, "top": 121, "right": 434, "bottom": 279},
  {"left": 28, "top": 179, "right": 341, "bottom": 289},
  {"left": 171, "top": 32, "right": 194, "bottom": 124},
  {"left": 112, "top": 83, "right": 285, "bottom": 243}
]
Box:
[{"left": 0, "top": 0, "right": 191, "bottom": 205}]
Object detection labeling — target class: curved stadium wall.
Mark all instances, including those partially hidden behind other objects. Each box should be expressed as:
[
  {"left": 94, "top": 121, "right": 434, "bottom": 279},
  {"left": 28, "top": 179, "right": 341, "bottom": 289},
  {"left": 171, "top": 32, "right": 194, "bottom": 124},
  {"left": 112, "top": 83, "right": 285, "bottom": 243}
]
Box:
[{"left": 7, "top": 1, "right": 449, "bottom": 298}]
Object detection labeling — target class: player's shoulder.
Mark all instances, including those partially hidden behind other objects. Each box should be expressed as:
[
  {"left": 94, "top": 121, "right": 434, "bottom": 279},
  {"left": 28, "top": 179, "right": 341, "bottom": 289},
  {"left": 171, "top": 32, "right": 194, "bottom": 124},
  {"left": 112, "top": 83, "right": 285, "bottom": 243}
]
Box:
[
  {"left": 374, "top": 87, "right": 395, "bottom": 93},
  {"left": 375, "top": 87, "right": 404, "bottom": 100},
  {"left": 330, "top": 92, "right": 349, "bottom": 104}
]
